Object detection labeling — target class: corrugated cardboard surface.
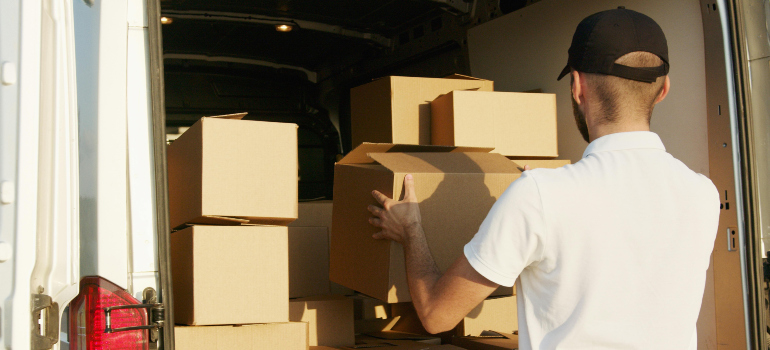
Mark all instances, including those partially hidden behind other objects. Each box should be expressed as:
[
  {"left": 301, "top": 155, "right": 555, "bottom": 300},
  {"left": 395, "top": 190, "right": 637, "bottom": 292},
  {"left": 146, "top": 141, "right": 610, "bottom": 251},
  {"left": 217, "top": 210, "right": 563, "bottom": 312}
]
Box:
[
  {"left": 292, "top": 200, "right": 334, "bottom": 228},
  {"left": 171, "top": 225, "right": 289, "bottom": 325},
  {"left": 330, "top": 164, "right": 395, "bottom": 301},
  {"left": 290, "top": 201, "right": 355, "bottom": 296},
  {"left": 431, "top": 90, "right": 558, "bottom": 157},
  {"left": 457, "top": 296, "right": 517, "bottom": 337},
  {"left": 174, "top": 322, "right": 308, "bottom": 350},
  {"left": 289, "top": 295, "right": 355, "bottom": 347},
  {"left": 352, "top": 294, "right": 391, "bottom": 320},
  {"left": 330, "top": 145, "right": 521, "bottom": 303},
  {"left": 509, "top": 159, "right": 570, "bottom": 170},
  {"left": 167, "top": 117, "right": 298, "bottom": 229},
  {"left": 289, "top": 226, "right": 331, "bottom": 298},
  {"left": 450, "top": 333, "right": 518, "bottom": 350},
  {"left": 350, "top": 76, "right": 494, "bottom": 147}
]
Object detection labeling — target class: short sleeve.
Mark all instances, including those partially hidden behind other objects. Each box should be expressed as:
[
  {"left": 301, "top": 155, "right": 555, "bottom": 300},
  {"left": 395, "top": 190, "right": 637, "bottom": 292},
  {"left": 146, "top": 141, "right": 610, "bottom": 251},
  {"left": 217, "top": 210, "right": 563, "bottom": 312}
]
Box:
[{"left": 464, "top": 171, "right": 546, "bottom": 287}]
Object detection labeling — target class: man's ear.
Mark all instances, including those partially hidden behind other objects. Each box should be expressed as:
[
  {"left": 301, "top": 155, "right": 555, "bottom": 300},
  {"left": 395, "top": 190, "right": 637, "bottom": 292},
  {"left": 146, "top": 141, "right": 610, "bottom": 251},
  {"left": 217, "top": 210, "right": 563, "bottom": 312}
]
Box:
[
  {"left": 571, "top": 70, "right": 583, "bottom": 105},
  {"left": 654, "top": 76, "right": 671, "bottom": 104}
]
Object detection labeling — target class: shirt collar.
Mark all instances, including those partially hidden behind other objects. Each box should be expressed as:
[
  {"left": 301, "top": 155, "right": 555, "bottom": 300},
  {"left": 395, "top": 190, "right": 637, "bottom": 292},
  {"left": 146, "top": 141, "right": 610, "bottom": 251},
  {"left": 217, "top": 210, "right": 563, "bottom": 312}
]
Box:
[{"left": 582, "top": 131, "right": 666, "bottom": 158}]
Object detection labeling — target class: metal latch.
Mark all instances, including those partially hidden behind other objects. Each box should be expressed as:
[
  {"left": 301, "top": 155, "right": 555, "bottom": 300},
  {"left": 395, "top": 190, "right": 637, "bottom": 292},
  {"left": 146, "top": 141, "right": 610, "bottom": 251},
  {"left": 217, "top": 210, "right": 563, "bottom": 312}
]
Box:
[
  {"left": 104, "top": 287, "right": 165, "bottom": 342},
  {"left": 31, "top": 293, "right": 59, "bottom": 350}
]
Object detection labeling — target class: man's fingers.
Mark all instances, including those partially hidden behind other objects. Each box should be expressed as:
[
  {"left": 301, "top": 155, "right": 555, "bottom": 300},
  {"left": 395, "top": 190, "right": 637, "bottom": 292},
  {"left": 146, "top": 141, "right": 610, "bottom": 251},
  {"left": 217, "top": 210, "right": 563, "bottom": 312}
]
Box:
[
  {"left": 403, "top": 174, "right": 418, "bottom": 202},
  {"left": 524, "top": 165, "right": 532, "bottom": 171},
  {"left": 372, "top": 231, "right": 392, "bottom": 240},
  {"left": 367, "top": 205, "right": 382, "bottom": 216},
  {"left": 372, "top": 190, "right": 389, "bottom": 205},
  {"left": 368, "top": 217, "right": 381, "bottom": 227}
]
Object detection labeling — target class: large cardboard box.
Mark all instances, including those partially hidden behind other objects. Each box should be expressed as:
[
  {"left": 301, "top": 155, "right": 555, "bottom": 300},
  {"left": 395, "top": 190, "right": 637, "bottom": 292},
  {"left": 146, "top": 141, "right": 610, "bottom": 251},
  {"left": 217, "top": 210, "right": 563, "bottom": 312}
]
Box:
[
  {"left": 451, "top": 332, "right": 519, "bottom": 350},
  {"left": 350, "top": 75, "right": 493, "bottom": 147},
  {"left": 330, "top": 143, "right": 521, "bottom": 303},
  {"left": 289, "top": 295, "right": 355, "bottom": 347},
  {"left": 289, "top": 226, "right": 331, "bottom": 298},
  {"left": 167, "top": 113, "right": 298, "bottom": 229},
  {"left": 431, "top": 90, "right": 558, "bottom": 157},
  {"left": 174, "top": 322, "right": 308, "bottom": 350},
  {"left": 171, "top": 225, "right": 289, "bottom": 325}
]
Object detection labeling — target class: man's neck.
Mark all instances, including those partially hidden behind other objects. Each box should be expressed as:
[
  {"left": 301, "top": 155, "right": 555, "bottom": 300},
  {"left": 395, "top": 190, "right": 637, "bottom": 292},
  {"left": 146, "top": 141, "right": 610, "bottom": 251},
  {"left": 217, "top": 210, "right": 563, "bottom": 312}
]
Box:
[{"left": 588, "top": 120, "right": 650, "bottom": 142}]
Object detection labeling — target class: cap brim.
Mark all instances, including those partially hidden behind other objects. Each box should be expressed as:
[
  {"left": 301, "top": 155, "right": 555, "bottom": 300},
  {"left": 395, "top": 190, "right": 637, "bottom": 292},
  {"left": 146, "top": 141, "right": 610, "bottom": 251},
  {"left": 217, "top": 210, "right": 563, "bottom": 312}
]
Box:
[{"left": 557, "top": 64, "right": 571, "bottom": 81}]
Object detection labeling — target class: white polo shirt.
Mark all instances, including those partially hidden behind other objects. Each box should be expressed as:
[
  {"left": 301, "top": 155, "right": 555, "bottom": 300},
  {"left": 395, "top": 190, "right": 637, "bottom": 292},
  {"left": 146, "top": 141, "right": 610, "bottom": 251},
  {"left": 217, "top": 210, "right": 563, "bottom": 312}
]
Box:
[{"left": 464, "top": 131, "right": 719, "bottom": 350}]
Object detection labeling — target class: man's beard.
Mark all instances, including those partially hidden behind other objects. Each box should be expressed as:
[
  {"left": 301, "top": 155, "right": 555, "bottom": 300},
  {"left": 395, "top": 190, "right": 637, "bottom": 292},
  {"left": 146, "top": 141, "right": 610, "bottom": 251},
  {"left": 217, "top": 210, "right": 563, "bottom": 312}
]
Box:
[{"left": 572, "top": 95, "right": 590, "bottom": 143}]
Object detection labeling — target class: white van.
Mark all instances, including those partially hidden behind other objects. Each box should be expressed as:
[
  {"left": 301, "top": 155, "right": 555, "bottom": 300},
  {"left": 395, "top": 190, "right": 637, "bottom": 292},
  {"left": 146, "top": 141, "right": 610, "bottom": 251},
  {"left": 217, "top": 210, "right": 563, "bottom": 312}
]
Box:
[{"left": 1, "top": 0, "right": 767, "bottom": 349}]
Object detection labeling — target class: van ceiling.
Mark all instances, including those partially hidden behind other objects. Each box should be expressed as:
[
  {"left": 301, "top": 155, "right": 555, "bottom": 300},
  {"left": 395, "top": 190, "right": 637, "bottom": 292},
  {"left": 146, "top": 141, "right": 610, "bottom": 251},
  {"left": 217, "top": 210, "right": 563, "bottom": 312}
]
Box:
[{"left": 160, "top": 0, "right": 457, "bottom": 72}]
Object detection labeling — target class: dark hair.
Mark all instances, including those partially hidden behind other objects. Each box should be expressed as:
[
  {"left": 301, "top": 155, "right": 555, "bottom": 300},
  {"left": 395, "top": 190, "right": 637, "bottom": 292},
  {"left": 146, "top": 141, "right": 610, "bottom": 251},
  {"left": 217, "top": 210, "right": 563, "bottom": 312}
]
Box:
[{"left": 582, "top": 52, "right": 667, "bottom": 125}]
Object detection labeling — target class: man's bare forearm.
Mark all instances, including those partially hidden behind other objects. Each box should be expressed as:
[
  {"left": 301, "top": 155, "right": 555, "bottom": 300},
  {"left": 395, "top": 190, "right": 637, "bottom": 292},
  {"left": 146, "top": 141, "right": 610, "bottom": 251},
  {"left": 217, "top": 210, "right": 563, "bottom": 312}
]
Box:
[{"left": 402, "top": 223, "right": 442, "bottom": 323}]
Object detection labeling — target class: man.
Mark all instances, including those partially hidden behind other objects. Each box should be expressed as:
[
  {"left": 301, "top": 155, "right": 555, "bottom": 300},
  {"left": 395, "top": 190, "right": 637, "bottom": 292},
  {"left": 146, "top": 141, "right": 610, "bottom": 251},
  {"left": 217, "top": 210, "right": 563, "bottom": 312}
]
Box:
[{"left": 367, "top": 8, "right": 719, "bottom": 349}]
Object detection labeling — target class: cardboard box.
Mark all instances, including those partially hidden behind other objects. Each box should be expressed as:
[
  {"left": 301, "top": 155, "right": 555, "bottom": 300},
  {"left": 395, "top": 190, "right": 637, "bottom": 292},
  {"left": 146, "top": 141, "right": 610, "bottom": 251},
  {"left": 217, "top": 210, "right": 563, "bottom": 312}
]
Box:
[
  {"left": 509, "top": 159, "right": 571, "bottom": 170},
  {"left": 451, "top": 331, "right": 519, "bottom": 350},
  {"left": 431, "top": 90, "right": 558, "bottom": 157},
  {"left": 310, "top": 347, "right": 341, "bottom": 350},
  {"left": 350, "top": 75, "right": 493, "bottom": 147},
  {"left": 289, "top": 226, "right": 331, "bottom": 298},
  {"left": 292, "top": 200, "right": 334, "bottom": 228},
  {"left": 174, "top": 322, "right": 308, "bottom": 350},
  {"left": 171, "top": 225, "right": 289, "bottom": 325},
  {"left": 456, "top": 296, "right": 517, "bottom": 337},
  {"left": 290, "top": 201, "right": 355, "bottom": 296},
  {"left": 352, "top": 294, "right": 391, "bottom": 320},
  {"left": 167, "top": 113, "right": 298, "bottom": 229},
  {"left": 330, "top": 143, "right": 521, "bottom": 303},
  {"left": 290, "top": 295, "right": 355, "bottom": 347}
]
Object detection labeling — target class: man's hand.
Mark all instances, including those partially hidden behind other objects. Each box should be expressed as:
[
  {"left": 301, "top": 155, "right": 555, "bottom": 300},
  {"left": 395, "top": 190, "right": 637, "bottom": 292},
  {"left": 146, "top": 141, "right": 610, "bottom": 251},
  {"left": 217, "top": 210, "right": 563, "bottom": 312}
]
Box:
[
  {"left": 368, "top": 174, "right": 422, "bottom": 245},
  {"left": 367, "top": 173, "right": 500, "bottom": 334}
]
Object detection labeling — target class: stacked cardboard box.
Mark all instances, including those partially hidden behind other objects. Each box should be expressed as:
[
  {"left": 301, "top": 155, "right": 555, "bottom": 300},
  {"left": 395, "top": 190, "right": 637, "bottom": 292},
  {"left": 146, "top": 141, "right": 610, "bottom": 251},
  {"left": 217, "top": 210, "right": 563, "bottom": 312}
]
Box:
[
  {"left": 168, "top": 113, "right": 307, "bottom": 350},
  {"left": 289, "top": 200, "right": 355, "bottom": 297},
  {"left": 288, "top": 200, "right": 356, "bottom": 347}
]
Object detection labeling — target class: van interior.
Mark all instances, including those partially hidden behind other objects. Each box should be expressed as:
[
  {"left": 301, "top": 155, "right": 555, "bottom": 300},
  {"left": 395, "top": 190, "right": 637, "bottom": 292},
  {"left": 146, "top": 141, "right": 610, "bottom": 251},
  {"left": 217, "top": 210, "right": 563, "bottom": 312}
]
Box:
[{"left": 156, "top": 0, "right": 766, "bottom": 349}]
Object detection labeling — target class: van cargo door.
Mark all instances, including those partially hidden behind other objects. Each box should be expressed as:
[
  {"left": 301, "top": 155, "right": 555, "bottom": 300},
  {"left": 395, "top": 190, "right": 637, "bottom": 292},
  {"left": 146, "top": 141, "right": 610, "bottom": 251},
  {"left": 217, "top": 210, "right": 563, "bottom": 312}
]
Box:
[{"left": 0, "top": 0, "right": 80, "bottom": 349}]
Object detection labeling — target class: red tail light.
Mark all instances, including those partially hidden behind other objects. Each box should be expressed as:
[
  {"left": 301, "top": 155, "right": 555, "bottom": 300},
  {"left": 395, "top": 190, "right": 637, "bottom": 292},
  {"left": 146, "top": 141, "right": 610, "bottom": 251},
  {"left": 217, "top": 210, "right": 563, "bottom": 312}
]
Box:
[{"left": 69, "top": 276, "right": 149, "bottom": 350}]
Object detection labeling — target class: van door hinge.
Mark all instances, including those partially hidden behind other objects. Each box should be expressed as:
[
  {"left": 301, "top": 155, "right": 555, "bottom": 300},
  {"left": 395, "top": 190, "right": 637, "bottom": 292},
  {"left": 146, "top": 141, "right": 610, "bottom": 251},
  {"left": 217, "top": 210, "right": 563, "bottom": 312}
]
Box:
[
  {"left": 31, "top": 293, "right": 59, "bottom": 350},
  {"left": 104, "top": 287, "right": 164, "bottom": 342}
]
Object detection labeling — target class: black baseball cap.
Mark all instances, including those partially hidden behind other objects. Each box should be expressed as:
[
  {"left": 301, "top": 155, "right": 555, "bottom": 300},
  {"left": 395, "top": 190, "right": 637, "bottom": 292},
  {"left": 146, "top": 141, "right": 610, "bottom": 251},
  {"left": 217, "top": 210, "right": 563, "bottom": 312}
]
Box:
[{"left": 557, "top": 7, "right": 669, "bottom": 83}]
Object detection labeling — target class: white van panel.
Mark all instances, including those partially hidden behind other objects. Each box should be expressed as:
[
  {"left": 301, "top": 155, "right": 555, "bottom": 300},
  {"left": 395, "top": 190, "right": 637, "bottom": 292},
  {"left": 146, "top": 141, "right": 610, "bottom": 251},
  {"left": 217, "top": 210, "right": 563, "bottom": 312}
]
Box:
[
  {"left": 1, "top": 0, "right": 40, "bottom": 347},
  {"left": 467, "top": 0, "right": 710, "bottom": 177},
  {"left": 2, "top": 0, "right": 81, "bottom": 348},
  {"left": 74, "top": 0, "right": 130, "bottom": 288},
  {"left": 127, "top": 6, "right": 160, "bottom": 299}
]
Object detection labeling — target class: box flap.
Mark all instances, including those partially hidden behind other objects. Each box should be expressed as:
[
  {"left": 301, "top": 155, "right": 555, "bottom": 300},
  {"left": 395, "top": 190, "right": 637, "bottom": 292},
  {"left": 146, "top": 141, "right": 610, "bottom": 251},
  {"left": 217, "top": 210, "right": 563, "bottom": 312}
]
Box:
[
  {"left": 443, "top": 73, "right": 491, "bottom": 81},
  {"left": 206, "top": 112, "right": 248, "bottom": 120},
  {"left": 369, "top": 152, "right": 520, "bottom": 174},
  {"left": 339, "top": 143, "right": 494, "bottom": 165}
]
